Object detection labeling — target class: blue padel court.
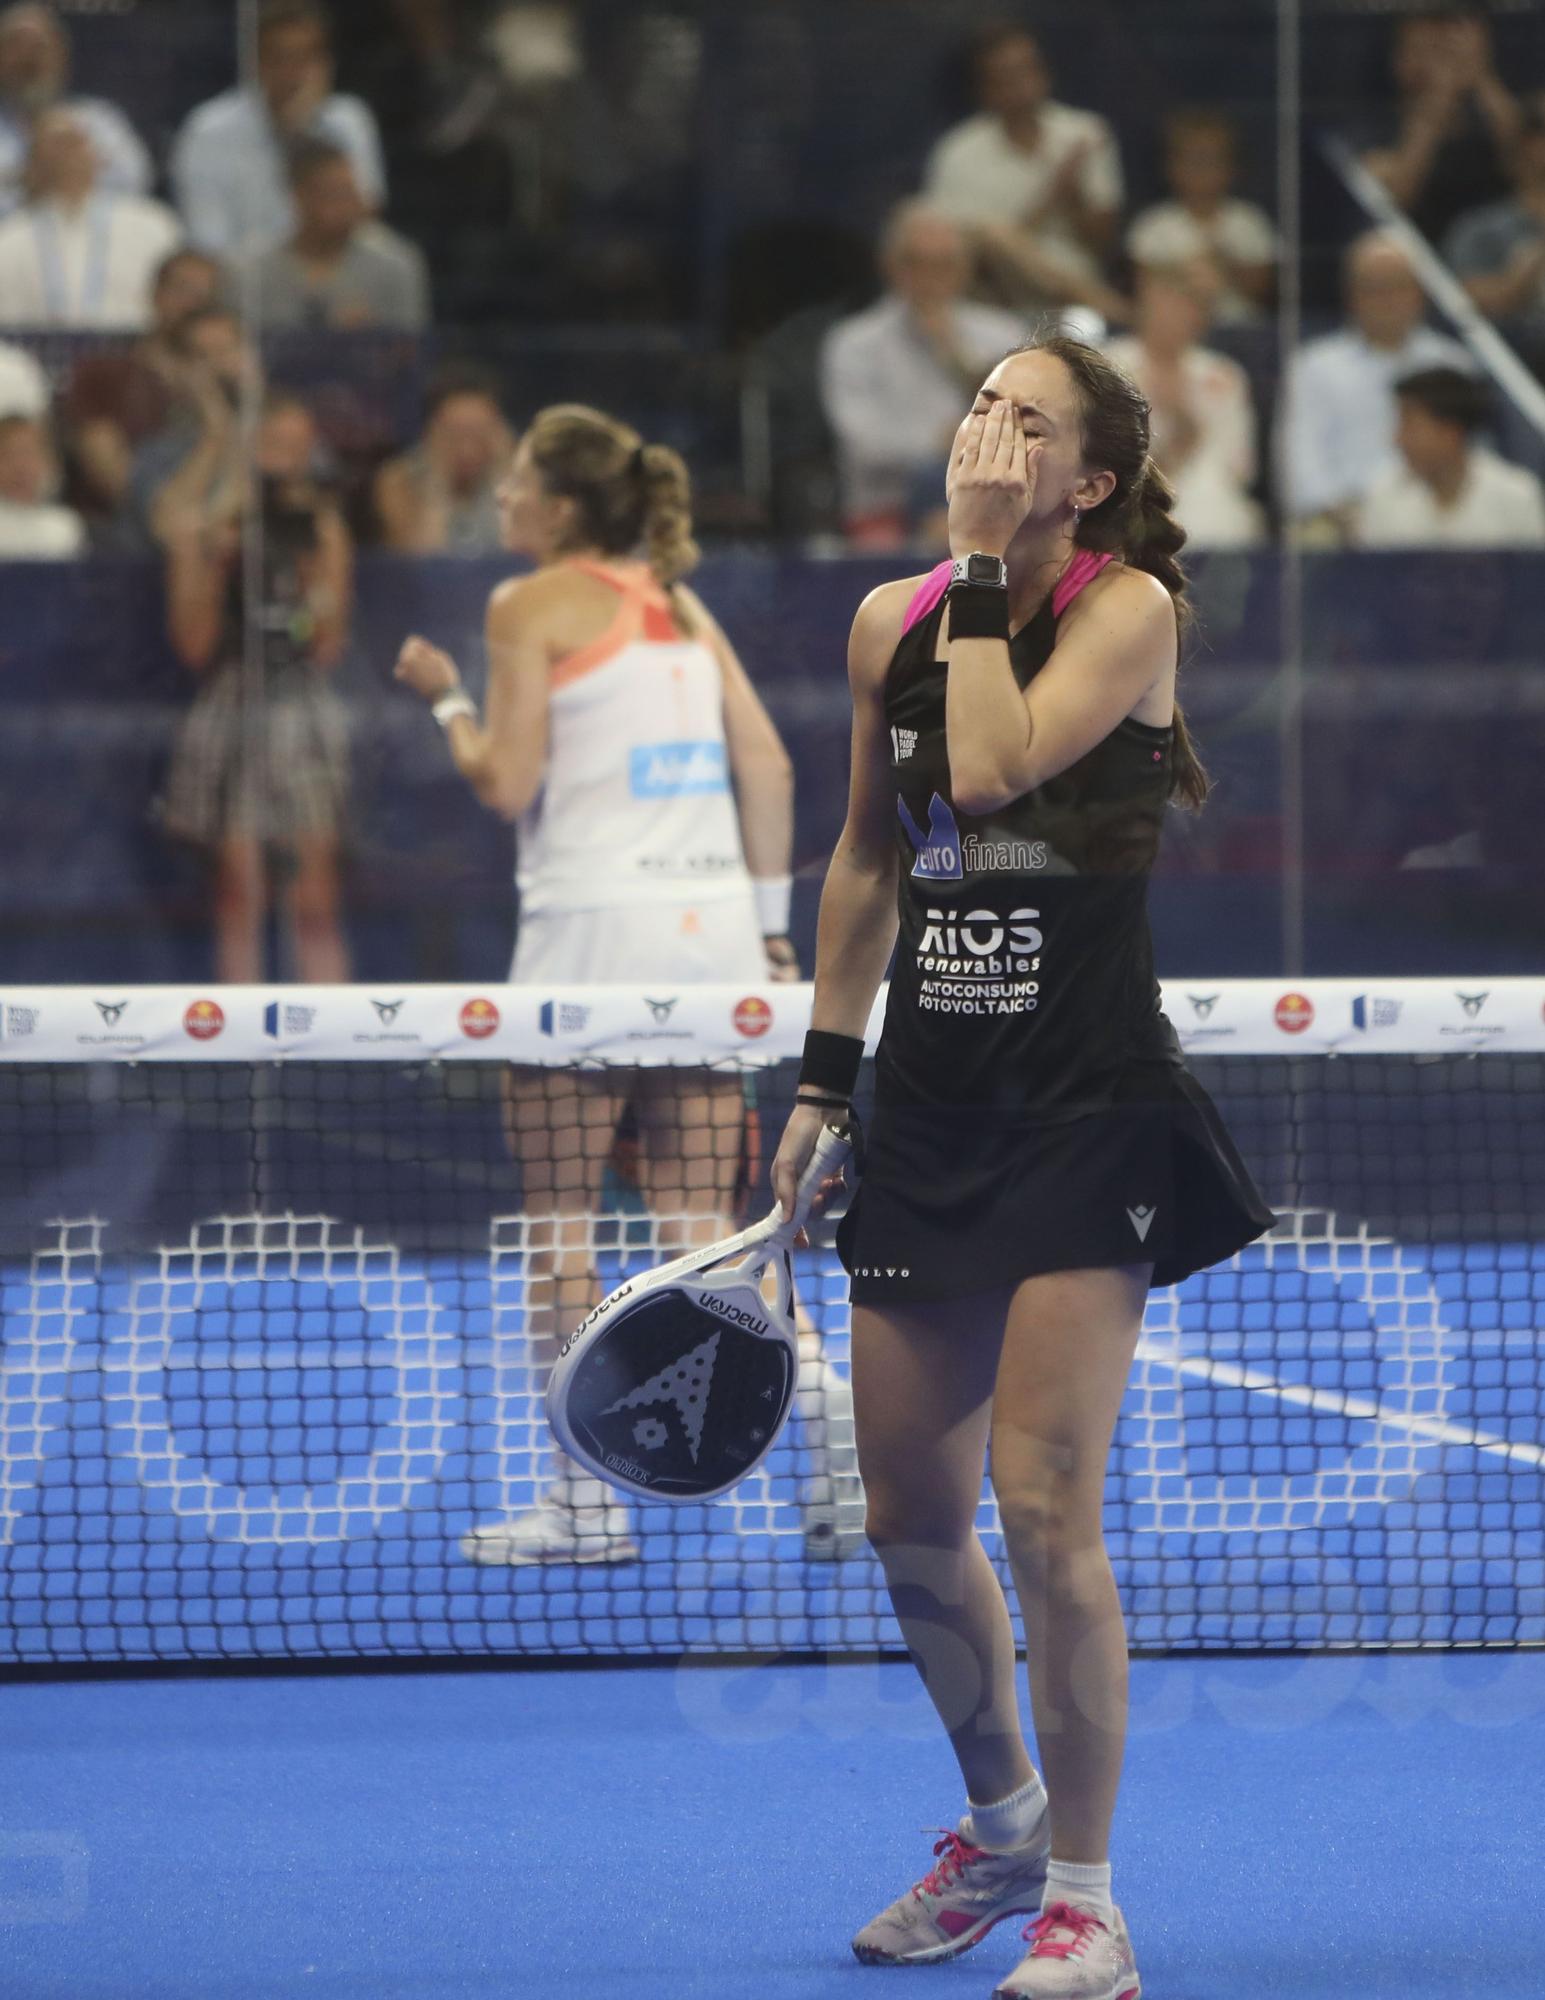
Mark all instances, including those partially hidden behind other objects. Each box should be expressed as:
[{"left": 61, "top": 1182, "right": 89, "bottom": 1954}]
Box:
[{"left": 4, "top": 1654, "right": 1544, "bottom": 2000}]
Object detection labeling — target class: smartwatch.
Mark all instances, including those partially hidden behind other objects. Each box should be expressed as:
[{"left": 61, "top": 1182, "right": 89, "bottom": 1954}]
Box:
[{"left": 948, "top": 553, "right": 1008, "bottom": 592}]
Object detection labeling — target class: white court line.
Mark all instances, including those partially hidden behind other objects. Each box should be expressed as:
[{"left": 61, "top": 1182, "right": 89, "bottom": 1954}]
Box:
[{"left": 1137, "top": 1344, "right": 1545, "bottom": 1470}]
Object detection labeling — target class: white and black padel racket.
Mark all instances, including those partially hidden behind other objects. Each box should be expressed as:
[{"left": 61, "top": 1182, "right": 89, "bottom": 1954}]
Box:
[{"left": 547, "top": 1118, "right": 853, "bottom": 1503}]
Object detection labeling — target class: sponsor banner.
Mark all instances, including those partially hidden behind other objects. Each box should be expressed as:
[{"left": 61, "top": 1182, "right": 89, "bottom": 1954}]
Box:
[{"left": 0, "top": 983, "right": 1542, "bottom": 1062}]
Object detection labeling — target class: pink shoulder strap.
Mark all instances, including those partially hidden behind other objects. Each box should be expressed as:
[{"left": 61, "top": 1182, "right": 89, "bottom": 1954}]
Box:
[
  {"left": 903, "top": 550, "right": 1113, "bottom": 636},
  {"left": 900, "top": 561, "right": 953, "bottom": 635},
  {"left": 1052, "top": 549, "right": 1114, "bottom": 618}
]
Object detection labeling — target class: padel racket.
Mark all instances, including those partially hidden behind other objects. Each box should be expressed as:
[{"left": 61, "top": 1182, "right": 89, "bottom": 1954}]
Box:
[{"left": 547, "top": 1117, "right": 852, "bottom": 1502}]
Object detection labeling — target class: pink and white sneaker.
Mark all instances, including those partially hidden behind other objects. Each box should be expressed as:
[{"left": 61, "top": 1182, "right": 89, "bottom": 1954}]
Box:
[
  {"left": 851, "top": 1823, "right": 1050, "bottom": 1966},
  {"left": 993, "top": 1900, "right": 1142, "bottom": 1999}
]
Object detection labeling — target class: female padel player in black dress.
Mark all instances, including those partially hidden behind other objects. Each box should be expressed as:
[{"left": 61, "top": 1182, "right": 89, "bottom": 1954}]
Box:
[{"left": 772, "top": 335, "right": 1273, "bottom": 2000}]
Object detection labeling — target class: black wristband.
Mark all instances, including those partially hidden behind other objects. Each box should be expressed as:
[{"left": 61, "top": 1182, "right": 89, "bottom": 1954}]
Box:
[
  {"left": 798, "top": 1028, "right": 864, "bottom": 1098},
  {"left": 946, "top": 585, "right": 1011, "bottom": 643},
  {"left": 795, "top": 1090, "right": 851, "bottom": 1111}
]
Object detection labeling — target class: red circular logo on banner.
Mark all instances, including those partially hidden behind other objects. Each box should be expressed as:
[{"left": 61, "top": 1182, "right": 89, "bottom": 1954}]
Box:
[
  {"left": 733, "top": 996, "right": 773, "bottom": 1038},
  {"left": 460, "top": 997, "right": 500, "bottom": 1039},
  {"left": 1274, "top": 992, "right": 1315, "bottom": 1034},
  {"left": 184, "top": 999, "right": 225, "bottom": 1040}
]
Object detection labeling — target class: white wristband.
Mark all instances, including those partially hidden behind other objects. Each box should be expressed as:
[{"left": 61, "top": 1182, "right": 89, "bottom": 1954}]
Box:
[
  {"left": 753, "top": 874, "right": 792, "bottom": 936},
  {"left": 431, "top": 690, "right": 477, "bottom": 729}
]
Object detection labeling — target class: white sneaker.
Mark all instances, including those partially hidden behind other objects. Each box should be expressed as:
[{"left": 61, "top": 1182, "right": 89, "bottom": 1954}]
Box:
[
  {"left": 852, "top": 1822, "right": 1050, "bottom": 1965},
  {"left": 459, "top": 1466, "right": 638, "bottom": 1567},
  {"left": 797, "top": 1341, "right": 865, "bottom": 1560},
  {"left": 993, "top": 1901, "right": 1141, "bottom": 2000},
  {"left": 799, "top": 1473, "right": 867, "bottom": 1560}
]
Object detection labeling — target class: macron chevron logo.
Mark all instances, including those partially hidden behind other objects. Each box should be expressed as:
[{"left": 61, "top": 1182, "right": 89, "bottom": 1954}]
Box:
[
  {"left": 600, "top": 1329, "right": 721, "bottom": 1464},
  {"left": 897, "top": 791, "right": 962, "bottom": 881},
  {"left": 1126, "top": 1204, "right": 1157, "bottom": 1243}
]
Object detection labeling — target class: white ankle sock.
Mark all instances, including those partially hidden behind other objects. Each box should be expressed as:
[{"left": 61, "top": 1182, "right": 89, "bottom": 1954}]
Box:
[
  {"left": 963, "top": 1774, "right": 1048, "bottom": 1852},
  {"left": 1043, "top": 1857, "right": 1114, "bottom": 1923}
]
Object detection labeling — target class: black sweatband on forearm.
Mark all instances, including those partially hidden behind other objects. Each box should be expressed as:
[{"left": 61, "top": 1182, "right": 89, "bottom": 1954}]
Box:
[
  {"left": 946, "top": 585, "right": 1011, "bottom": 643},
  {"left": 798, "top": 1029, "right": 864, "bottom": 1099}
]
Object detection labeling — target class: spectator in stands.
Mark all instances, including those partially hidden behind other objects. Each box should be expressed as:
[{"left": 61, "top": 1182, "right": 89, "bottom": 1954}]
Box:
[
  {"left": 1281, "top": 229, "right": 1471, "bottom": 536},
  {"left": 373, "top": 366, "right": 512, "bottom": 553},
  {"left": 1105, "top": 262, "right": 1264, "bottom": 549},
  {"left": 0, "top": 2, "right": 150, "bottom": 219},
  {"left": 1446, "top": 96, "right": 1545, "bottom": 364},
  {"left": 161, "top": 390, "right": 353, "bottom": 983},
  {"left": 1126, "top": 109, "right": 1277, "bottom": 325},
  {"left": 172, "top": 0, "right": 386, "bottom": 260},
  {"left": 1357, "top": 7, "right": 1520, "bottom": 247},
  {"left": 0, "top": 331, "right": 47, "bottom": 416},
  {"left": 240, "top": 138, "right": 429, "bottom": 331},
  {"left": 0, "top": 107, "right": 181, "bottom": 327},
  {"left": 1356, "top": 365, "right": 1545, "bottom": 547},
  {"left": 923, "top": 23, "right": 1127, "bottom": 320},
  {"left": 820, "top": 200, "right": 1025, "bottom": 547},
  {"left": 0, "top": 410, "right": 83, "bottom": 555},
  {"left": 127, "top": 304, "right": 260, "bottom": 548},
  {"left": 63, "top": 247, "right": 224, "bottom": 522}
]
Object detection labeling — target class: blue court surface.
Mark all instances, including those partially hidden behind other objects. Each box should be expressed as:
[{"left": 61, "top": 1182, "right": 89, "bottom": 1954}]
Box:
[{"left": 3, "top": 1651, "right": 1542, "bottom": 1999}]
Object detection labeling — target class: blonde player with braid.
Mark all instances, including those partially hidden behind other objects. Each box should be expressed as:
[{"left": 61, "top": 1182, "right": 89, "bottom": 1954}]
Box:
[{"left": 395, "top": 403, "right": 861, "bottom": 1566}]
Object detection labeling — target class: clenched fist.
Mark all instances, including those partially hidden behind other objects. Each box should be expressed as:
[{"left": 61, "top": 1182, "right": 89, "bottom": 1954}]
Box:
[{"left": 394, "top": 635, "right": 461, "bottom": 701}]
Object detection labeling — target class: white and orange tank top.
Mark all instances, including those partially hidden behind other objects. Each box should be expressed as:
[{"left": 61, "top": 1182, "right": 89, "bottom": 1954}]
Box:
[{"left": 516, "top": 558, "right": 755, "bottom": 916}]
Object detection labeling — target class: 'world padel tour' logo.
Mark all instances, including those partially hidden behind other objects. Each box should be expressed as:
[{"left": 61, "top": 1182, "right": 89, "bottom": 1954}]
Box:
[
  {"left": 460, "top": 997, "right": 500, "bottom": 1039},
  {"left": 733, "top": 996, "right": 773, "bottom": 1038},
  {"left": 1274, "top": 992, "right": 1314, "bottom": 1034},
  {"left": 184, "top": 999, "right": 225, "bottom": 1040}
]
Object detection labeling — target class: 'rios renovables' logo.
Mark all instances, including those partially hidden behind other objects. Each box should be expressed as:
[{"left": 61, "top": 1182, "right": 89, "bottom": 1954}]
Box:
[
  {"left": 1274, "top": 992, "right": 1315, "bottom": 1034},
  {"left": 460, "top": 997, "right": 500, "bottom": 1039},
  {"left": 183, "top": 999, "right": 225, "bottom": 1040},
  {"left": 732, "top": 996, "right": 773, "bottom": 1038}
]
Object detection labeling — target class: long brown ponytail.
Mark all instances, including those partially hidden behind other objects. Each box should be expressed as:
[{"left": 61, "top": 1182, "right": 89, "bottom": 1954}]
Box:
[
  {"left": 523, "top": 403, "right": 701, "bottom": 592},
  {"left": 1017, "top": 335, "right": 1210, "bottom": 812}
]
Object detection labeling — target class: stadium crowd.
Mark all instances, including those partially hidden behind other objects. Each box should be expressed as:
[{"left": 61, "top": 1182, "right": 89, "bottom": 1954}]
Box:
[{"left": 0, "top": 1, "right": 1543, "bottom": 566}]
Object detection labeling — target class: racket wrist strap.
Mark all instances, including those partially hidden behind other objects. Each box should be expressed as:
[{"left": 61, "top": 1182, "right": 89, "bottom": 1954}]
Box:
[{"left": 798, "top": 1028, "right": 863, "bottom": 1100}]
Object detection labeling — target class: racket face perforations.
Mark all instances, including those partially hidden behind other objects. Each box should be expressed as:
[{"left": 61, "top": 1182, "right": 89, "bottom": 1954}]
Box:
[{"left": 560, "top": 1288, "right": 797, "bottom": 1500}]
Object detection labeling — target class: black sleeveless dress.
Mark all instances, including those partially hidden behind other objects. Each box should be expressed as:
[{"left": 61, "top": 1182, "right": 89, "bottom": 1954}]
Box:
[{"left": 837, "top": 565, "right": 1274, "bottom": 1304}]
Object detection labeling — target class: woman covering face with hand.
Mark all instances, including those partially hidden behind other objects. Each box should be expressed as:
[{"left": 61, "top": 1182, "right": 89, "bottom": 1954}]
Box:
[{"left": 772, "top": 336, "right": 1273, "bottom": 2000}]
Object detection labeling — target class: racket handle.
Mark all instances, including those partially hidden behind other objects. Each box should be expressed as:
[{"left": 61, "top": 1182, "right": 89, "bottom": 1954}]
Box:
[{"left": 787, "top": 1118, "right": 853, "bottom": 1237}]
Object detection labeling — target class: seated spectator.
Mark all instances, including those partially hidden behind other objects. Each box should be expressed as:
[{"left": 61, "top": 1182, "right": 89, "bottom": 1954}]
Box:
[
  {"left": 160, "top": 389, "right": 353, "bottom": 984},
  {"left": 819, "top": 200, "right": 1025, "bottom": 547},
  {"left": 923, "top": 24, "right": 1127, "bottom": 321},
  {"left": 127, "top": 305, "right": 260, "bottom": 547},
  {"left": 1126, "top": 109, "right": 1276, "bottom": 325},
  {"left": 1357, "top": 7, "right": 1520, "bottom": 247},
  {"left": 1356, "top": 366, "right": 1545, "bottom": 547},
  {"left": 1446, "top": 95, "right": 1545, "bottom": 364},
  {"left": 0, "top": 108, "right": 181, "bottom": 327},
  {"left": 352, "top": 0, "right": 526, "bottom": 318},
  {"left": 63, "top": 247, "right": 224, "bottom": 520},
  {"left": 172, "top": 0, "right": 386, "bottom": 259},
  {"left": 0, "top": 2, "right": 151, "bottom": 219},
  {"left": 373, "top": 366, "right": 512, "bottom": 553},
  {"left": 0, "top": 411, "right": 84, "bottom": 556},
  {"left": 1105, "top": 262, "right": 1264, "bottom": 549},
  {"left": 0, "top": 330, "right": 47, "bottom": 415},
  {"left": 240, "top": 139, "right": 429, "bottom": 330},
  {"left": 1281, "top": 229, "right": 1471, "bottom": 535}
]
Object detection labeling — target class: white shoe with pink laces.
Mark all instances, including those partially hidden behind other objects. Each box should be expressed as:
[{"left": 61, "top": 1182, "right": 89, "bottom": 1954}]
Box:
[
  {"left": 992, "top": 1900, "right": 1142, "bottom": 1999},
  {"left": 851, "top": 1822, "right": 1049, "bottom": 1966}
]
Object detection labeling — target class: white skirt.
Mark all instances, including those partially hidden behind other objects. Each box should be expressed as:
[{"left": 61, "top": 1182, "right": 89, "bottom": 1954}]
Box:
[{"left": 510, "top": 894, "right": 767, "bottom": 984}]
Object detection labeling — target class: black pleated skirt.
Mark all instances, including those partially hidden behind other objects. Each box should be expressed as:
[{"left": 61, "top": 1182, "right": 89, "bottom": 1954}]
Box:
[{"left": 836, "top": 1059, "right": 1276, "bottom": 1305}]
